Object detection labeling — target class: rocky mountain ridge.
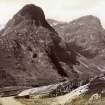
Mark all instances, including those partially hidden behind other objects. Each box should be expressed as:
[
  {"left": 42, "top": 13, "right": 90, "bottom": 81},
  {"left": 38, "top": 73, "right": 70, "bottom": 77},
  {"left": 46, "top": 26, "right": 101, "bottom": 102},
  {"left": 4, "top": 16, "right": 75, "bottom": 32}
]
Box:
[{"left": 0, "top": 4, "right": 79, "bottom": 87}]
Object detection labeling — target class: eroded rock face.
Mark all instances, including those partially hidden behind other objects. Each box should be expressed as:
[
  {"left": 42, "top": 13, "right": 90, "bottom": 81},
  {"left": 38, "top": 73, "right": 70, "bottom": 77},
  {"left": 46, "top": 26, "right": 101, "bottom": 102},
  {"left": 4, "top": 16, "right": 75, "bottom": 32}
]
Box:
[{"left": 0, "top": 4, "right": 79, "bottom": 87}]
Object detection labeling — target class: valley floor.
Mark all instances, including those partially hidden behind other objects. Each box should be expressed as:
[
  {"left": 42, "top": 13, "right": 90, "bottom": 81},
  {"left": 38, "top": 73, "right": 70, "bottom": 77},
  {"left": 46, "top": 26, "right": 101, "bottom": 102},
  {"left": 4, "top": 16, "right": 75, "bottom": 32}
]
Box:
[
  {"left": 0, "top": 84, "right": 105, "bottom": 105},
  {"left": 18, "top": 94, "right": 105, "bottom": 105},
  {"left": 1, "top": 95, "right": 105, "bottom": 105}
]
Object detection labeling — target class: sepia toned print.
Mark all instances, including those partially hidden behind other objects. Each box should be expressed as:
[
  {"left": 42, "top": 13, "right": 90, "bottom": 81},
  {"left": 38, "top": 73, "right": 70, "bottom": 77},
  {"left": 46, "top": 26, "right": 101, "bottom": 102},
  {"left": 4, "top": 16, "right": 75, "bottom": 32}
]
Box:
[{"left": 0, "top": 0, "right": 105, "bottom": 105}]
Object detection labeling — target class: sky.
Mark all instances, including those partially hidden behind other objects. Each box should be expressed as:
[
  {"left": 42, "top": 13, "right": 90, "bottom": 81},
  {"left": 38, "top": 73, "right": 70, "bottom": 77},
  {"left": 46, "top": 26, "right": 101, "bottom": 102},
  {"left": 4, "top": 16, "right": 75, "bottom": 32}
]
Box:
[{"left": 0, "top": 0, "right": 105, "bottom": 26}]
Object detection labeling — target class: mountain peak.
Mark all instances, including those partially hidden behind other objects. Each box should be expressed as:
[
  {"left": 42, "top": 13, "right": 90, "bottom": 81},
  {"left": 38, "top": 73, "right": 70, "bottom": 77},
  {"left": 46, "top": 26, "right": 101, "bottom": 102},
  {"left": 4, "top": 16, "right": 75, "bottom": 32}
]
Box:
[
  {"left": 70, "top": 15, "right": 101, "bottom": 27},
  {"left": 10, "top": 4, "right": 56, "bottom": 32},
  {"left": 16, "top": 4, "right": 45, "bottom": 25}
]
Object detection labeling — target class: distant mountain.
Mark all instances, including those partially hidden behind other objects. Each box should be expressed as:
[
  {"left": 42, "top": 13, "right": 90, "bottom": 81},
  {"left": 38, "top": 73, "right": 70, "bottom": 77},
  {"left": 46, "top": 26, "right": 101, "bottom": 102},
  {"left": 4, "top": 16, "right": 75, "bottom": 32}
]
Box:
[
  {"left": 53, "top": 15, "right": 105, "bottom": 58},
  {"left": 49, "top": 15, "right": 105, "bottom": 79}
]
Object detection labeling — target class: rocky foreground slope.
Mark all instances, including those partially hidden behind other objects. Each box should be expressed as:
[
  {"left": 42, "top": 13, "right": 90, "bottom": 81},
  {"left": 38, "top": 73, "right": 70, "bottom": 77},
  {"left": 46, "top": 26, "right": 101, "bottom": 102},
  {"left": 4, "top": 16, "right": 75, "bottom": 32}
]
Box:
[{"left": 1, "top": 75, "right": 105, "bottom": 105}]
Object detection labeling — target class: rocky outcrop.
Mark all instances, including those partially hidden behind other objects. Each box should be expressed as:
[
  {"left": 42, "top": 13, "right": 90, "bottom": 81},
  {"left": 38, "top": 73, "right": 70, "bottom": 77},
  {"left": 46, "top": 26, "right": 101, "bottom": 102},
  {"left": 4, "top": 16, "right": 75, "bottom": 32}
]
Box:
[{"left": 0, "top": 4, "right": 79, "bottom": 87}]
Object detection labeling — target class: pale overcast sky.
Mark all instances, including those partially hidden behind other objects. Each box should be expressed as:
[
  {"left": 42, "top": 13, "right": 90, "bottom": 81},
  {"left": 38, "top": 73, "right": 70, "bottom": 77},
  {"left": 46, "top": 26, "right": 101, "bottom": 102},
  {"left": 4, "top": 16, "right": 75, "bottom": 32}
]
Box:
[{"left": 0, "top": 0, "right": 105, "bottom": 26}]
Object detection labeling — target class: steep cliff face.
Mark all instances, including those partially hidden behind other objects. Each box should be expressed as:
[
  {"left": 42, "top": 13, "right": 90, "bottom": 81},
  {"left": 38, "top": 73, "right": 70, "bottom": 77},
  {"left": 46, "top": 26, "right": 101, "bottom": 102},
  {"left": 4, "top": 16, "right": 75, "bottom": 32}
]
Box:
[{"left": 0, "top": 4, "right": 79, "bottom": 87}]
